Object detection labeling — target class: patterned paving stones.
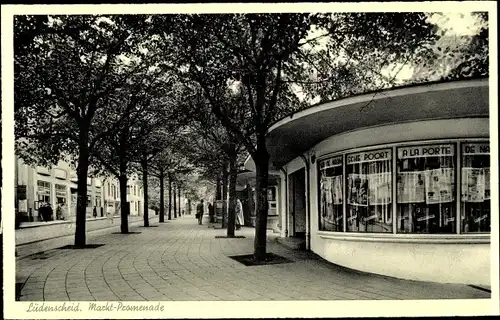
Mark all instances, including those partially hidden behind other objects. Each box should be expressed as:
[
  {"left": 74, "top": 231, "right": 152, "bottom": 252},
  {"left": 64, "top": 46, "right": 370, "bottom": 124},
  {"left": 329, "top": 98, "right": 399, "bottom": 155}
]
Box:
[{"left": 16, "top": 215, "right": 490, "bottom": 301}]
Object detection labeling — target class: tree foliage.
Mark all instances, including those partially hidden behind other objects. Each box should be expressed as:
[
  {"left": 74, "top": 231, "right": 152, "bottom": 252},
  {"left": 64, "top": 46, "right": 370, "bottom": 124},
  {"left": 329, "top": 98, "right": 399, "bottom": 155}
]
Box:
[
  {"left": 14, "top": 14, "right": 152, "bottom": 245},
  {"left": 148, "top": 12, "right": 488, "bottom": 259},
  {"left": 14, "top": 11, "right": 488, "bottom": 250},
  {"left": 411, "top": 12, "right": 488, "bottom": 82}
]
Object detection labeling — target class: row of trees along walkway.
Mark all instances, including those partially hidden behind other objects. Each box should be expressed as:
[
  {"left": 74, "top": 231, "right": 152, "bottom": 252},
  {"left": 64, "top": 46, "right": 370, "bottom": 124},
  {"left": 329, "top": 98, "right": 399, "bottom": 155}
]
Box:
[{"left": 15, "top": 13, "right": 488, "bottom": 260}]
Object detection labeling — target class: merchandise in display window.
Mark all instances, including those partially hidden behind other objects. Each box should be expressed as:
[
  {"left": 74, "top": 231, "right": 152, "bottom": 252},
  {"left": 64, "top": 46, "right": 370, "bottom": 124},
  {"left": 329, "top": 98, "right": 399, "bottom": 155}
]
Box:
[
  {"left": 396, "top": 144, "right": 456, "bottom": 233},
  {"left": 318, "top": 155, "right": 343, "bottom": 231},
  {"left": 461, "top": 142, "right": 490, "bottom": 233},
  {"left": 346, "top": 149, "right": 392, "bottom": 233}
]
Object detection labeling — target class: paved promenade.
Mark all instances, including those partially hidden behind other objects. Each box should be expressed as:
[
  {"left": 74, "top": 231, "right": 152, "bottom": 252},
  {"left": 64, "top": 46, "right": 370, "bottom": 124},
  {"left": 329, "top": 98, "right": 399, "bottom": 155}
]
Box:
[
  {"left": 16, "top": 215, "right": 490, "bottom": 301},
  {"left": 16, "top": 214, "right": 159, "bottom": 257}
]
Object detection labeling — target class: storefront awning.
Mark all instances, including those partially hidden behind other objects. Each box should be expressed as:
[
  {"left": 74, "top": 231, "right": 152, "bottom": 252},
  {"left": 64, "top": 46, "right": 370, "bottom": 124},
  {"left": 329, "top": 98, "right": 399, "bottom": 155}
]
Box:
[{"left": 265, "top": 79, "right": 489, "bottom": 170}]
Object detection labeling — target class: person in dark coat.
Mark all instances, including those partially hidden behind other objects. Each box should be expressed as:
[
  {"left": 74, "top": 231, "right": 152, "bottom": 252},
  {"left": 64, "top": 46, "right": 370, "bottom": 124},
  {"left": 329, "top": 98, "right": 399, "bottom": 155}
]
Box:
[
  {"left": 93, "top": 206, "right": 98, "bottom": 218},
  {"left": 196, "top": 199, "right": 204, "bottom": 225},
  {"left": 208, "top": 202, "right": 214, "bottom": 223},
  {"left": 47, "top": 203, "right": 54, "bottom": 221},
  {"left": 38, "top": 204, "right": 45, "bottom": 222},
  {"left": 39, "top": 203, "right": 50, "bottom": 222}
]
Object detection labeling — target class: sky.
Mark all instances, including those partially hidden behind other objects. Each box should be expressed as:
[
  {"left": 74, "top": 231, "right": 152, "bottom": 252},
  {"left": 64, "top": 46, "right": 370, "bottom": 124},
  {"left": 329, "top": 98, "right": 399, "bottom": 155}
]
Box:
[
  {"left": 296, "top": 12, "right": 487, "bottom": 104},
  {"left": 382, "top": 12, "right": 487, "bottom": 83},
  {"left": 60, "top": 12, "right": 486, "bottom": 104}
]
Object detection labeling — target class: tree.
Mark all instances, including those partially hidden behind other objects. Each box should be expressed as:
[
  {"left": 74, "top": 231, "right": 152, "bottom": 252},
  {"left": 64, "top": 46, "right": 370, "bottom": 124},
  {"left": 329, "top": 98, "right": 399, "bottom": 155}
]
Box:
[
  {"left": 15, "top": 15, "right": 150, "bottom": 246},
  {"left": 150, "top": 13, "right": 446, "bottom": 261},
  {"left": 132, "top": 107, "right": 184, "bottom": 225},
  {"left": 409, "top": 12, "right": 488, "bottom": 82},
  {"left": 149, "top": 139, "right": 194, "bottom": 221},
  {"left": 173, "top": 85, "right": 247, "bottom": 236},
  {"left": 90, "top": 54, "right": 173, "bottom": 232}
]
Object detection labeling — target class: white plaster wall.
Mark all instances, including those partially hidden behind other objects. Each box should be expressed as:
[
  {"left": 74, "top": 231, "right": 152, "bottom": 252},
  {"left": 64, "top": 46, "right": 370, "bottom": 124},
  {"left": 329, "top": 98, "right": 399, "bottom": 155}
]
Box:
[
  {"left": 279, "top": 171, "right": 288, "bottom": 237},
  {"left": 310, "top": 156, "right": 320, "bottom": 250},
  {"left": 301, "top": 118, "right": 491, "bottom": 285},
  {"left": 285, "top": 156, "right": 305, "bottom": 175},
  {"left": 312, "top": 118, "right": 489, "bottom": 157},
  {"left": 314, "top": 237, "right": 490, "bottom": 285}
]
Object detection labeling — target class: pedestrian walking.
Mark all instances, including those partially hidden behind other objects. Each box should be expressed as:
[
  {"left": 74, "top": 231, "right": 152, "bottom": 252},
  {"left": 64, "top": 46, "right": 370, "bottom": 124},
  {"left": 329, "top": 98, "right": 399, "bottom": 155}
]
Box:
[
  {"left": 60, "top": 203, "right": 67, "bottom": 220},
  {"left": 235, "top": 198, "right": 244, "bottom": 230},
  {"left": 93, "top": 206, "right": 97, "bottom": 218},
  {"left": 196, "top": 199, "right": 204, "bottom": 225},
  {"left": 107, "top": 208, "right": 114, "bottom": 224},
  {"left": 41, "top": 203, "right": 53, "bottom": 221},
  {"left": 208, "top": 202, "right": 214, "bottom": 223},
  {"left": 38, "top": 203, "right": 45, "bottom": 222},
  {"left": 56, "top": 203, "right": 63, "bottom": 220},
  {"left": 47, "top": 203, "right": 54, "bottom": 221}
]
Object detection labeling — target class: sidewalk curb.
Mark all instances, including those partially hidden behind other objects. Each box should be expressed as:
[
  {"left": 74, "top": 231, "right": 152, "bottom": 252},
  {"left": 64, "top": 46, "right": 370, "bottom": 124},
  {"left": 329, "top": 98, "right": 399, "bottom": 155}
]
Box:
[{"left": 15, "top": 217, "right": 159, "bottom": 259}]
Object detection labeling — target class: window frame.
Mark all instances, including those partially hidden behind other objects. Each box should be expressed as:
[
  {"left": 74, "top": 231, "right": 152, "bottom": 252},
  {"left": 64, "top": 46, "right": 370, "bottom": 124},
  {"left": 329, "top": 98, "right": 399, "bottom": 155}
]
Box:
[
  {"left": 317, "top": 154, "right": 344, "bottom": 232},
  {"left": 395, "top": 142, "right": 458, "bottom": 234},
  {"left": 315, "top": 137, "right": 490, "bottom": 236},
  {"left": 459, "top": 140, "right": 491, "bottom": 234},
  {"left": 345, "top": 148, "right": 393, "bottom": 233}
]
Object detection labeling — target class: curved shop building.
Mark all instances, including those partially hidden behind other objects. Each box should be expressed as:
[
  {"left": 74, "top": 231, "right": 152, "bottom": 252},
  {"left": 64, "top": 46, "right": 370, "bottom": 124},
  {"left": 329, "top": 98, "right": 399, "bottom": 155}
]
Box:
[{"left": 260, "top": 78, "right": 493, "bottom": 286}]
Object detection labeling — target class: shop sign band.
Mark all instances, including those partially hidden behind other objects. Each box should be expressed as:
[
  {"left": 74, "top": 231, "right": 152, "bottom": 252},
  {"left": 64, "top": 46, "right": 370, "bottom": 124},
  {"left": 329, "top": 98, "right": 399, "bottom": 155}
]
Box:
[
  {"left": 398, "top": 144, "right": 454, "bottom": 159},
  {"left": 347, "top": 149, "right": 391, "bottom": 164}
]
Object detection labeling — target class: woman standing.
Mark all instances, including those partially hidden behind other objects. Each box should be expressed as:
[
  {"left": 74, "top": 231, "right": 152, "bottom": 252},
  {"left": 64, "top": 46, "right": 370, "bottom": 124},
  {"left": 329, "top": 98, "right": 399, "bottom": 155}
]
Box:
[{"left": 235, "top": 198, "right": 244, "bottom": 230}]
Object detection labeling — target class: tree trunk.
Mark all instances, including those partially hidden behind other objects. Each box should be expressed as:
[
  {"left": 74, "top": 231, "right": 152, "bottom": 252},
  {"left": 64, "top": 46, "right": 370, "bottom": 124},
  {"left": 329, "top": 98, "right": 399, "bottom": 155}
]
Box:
[
  {"left": 227, "top": 148, "right": 238, "bottom": 237},
  {"left": 168, "top": 174, "right": 172, "bottom": 220},
  {"left": 253, "top": 134, "right": 270, "bottom": 261},
  {"left": 159, "top": 168, "right": 165, "bottom": 223},
  {"left": 178, "top": 187, "right": 182, "bottom": 216},
  {"left": 173, "top": 183, "right": 177, "bottom": 218},
  {"left": 74, "top": 130, "right": 90, "bottom": 248},
  {"left": 216, "top": 175, "right": 222, "bottom": 200},
  {"left": 188, "top": 199, "right": 191, "bottom": 215},
  {"left": 119, "top": 167, "right": 129, "bottom": 233},
  {"left": 142, "top": 154, "right": 149, "bottom": 227},
  {"left": 221, "top": 163, "right": 229, "bottom": 228},
  {"left": 215, "top": 175, "right": 222, "bottom": 222}
]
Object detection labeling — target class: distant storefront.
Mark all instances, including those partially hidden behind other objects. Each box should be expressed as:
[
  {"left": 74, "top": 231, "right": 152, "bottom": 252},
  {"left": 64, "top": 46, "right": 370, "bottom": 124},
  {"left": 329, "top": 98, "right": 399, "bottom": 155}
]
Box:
[{"left": 15, "top": 159, "right": 145, "bottom": 222}]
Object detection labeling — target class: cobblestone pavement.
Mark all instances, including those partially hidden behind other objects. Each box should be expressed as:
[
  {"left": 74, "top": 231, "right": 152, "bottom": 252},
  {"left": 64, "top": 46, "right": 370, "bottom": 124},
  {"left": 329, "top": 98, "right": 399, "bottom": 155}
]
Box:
[{"left": 16, "top": 215, "right": 490, "bottom": 301}]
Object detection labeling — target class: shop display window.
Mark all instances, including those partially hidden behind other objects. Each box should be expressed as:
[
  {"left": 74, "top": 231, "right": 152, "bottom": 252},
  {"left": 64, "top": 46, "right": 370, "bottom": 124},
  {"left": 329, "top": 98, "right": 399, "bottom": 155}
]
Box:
[
  {"left": 461, "top": 142, "right": 490, "bottom": 233},
  {"left": 396, "top": 144, "right": 456, "bottom": 233},
  {"left": 37, "top": 180, "right": 51, "bottom": 203},
  {"left": 346, "top": 149, "right": 392, "bottom": 233},
  {"left": 55, "top": 184, "right": 67, "bottom": 205},
  {"left": 319, "top": 155, "right": 343, "bottom": 231},
  {"left": 267, "top": 187, "right": 278, "bottom": 215}
]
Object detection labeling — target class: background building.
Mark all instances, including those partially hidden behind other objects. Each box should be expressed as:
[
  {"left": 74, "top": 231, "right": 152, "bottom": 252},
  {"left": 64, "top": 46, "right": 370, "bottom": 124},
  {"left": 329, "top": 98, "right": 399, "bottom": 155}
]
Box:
[
  {"left": 247, "top": 78, "right": 491, "bottom": 286},
  {"left": 15, "top": 157, "right": 145, "bottom": 222}
]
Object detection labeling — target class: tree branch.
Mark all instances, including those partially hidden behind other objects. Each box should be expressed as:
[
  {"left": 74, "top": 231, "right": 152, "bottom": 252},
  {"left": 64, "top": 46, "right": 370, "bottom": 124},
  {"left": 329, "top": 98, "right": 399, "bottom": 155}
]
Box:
[{"left": 265, "top": 59, "right": 283, "bottom": 127}]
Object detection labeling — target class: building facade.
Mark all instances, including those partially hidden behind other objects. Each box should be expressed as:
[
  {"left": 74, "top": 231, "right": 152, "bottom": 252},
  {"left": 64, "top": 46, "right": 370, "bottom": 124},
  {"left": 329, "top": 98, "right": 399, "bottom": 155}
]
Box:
[
  {"left": 15, "top": 157, "right": 145, "bottom": 222},
  {"left": 247, "top": 78, "right": 493, "bottom": 286},
  {"left": 235, "top": 171, "right": 281, "bottom": 230}
]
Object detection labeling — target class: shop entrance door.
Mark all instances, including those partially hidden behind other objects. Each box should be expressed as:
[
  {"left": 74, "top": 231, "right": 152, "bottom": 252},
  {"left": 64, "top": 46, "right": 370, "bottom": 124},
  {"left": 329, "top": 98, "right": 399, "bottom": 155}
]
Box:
[{"left": 288, "top": 168, "right": 306, "bottom": 238}]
